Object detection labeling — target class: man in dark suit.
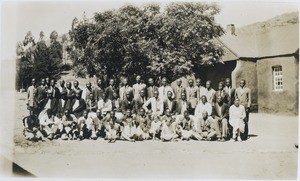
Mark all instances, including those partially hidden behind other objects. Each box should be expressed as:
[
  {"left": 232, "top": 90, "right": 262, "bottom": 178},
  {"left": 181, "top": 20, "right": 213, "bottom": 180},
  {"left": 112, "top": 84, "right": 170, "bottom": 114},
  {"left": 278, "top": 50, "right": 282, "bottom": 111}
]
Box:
[
  {"left": 135, "top": 89, "right": 148, "bottom": 111},
  {"left": 146, "top": 78, "right": 158, "bottom": 99},
  {"left": 211, "top": 95, "right": 229, "bottom": 141},
  {"left": 36, "top": 78, "right": 47, "bottom": 114},
  {"left": 121, "top": 92, "right": 136, "bottom": 115},
  {"left": 39, "top": 90, "right": 61, "bottom": 118},
  {"left": 105, "top": 78, "right": 118, "bottom": 101},
  {"left": 224, "top": 78, "right": 235, "bottom": 106},
  {"left": 163, "top": 91, "right": 177, "bottom": 115},
  {"left": 176, "top": 92, "right": 192, "bottom": 116},
  {"left": 212, "top": 82, "right": 230, "bottom": 106},
  {"left": 70, "top": 90, "right": 86, "bottom": 118}
]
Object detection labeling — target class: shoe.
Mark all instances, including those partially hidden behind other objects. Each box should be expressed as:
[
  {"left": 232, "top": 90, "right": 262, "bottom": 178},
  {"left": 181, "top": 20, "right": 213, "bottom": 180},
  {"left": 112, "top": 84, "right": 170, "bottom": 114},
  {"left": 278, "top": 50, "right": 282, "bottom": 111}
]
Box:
[
  {"left": 217, "top": 137, "right": 221, "bottom": 141},
  {"left": 237, "top": 136, "right": 242, "bottom": 142},
  {"left": 220, "top": 138, "right": 225, "bottom": 142},
  {"left": 207, "top": 137, "right": 211, "bottom": 141}
]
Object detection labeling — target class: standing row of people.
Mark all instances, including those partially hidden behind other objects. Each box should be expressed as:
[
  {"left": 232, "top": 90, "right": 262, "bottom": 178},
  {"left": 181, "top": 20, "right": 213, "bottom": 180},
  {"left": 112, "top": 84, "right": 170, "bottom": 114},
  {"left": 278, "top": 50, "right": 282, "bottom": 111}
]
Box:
[{"left": 24, "top": 76, "right": 251, "bottom": 142}]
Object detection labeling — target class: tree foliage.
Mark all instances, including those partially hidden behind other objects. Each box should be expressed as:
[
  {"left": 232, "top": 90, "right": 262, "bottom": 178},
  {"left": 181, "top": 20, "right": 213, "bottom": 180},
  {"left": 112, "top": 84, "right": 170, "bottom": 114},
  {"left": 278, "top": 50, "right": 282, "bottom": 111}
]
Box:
[{"left": 69, "top": 2, "right": 224, "bottom": 83}]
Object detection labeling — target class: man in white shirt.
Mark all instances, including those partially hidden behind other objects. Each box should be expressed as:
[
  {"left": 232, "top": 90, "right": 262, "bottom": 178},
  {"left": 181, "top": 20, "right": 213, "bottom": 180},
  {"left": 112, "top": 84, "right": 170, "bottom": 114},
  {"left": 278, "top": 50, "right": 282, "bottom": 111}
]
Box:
[
  {"left": 158, "top": 77, "right": 174, "bottom": 101},
  {"left": 229, "top": 98, "right": 246, "bottom": 142},
  {"left": 132, "top": 75, "right": 146, "bottom": 100},
  {"left": 143, "top": 90, "right": 164, "bottom": 116},
  {"left": 200, "top": 80, "right": 216, "bottom": 104},
  {"left": 194, "top": 95, "right": 212, "bottom": 119}
]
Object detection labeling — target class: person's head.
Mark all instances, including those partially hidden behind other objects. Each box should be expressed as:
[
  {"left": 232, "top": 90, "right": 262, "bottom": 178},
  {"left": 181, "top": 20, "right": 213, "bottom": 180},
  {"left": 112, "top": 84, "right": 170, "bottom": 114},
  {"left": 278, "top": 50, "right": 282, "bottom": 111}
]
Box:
[
  {"left": 167, "top": 91, "right": 172, "bottom": 100},
  {"left": 139, "top": 108, "right": 145, "bottom": 116},
  {"left": 154, "top": 90, "right": 159, "bottom": 99},
  {"left": 166, "top": 117, "right": 172, "bottom": 126},
  {"left": 75, "top": 90, "right": 81, "bottom": 99},
  {"left": 64, "top": 110, "right": 70, "bottom": 117},
  {"left": 50, "top": 79, "right": 56, "bottom": 87},
  {"left": 234, "top": 98, "right": 240, "bottom": 107},
  {"left": 188, "top": 79, "right": 194, "bottom": 87},
  {"left": 73, "top": 80, "right": 79, "bottom": 88},
  {"left": 218, "top": 82, "right": 224, "bottom": 91},
  {"left": 140, "top": 89, "right": 145, "bottom": 97},
  {"left": 201, "top": 95, "right": 207, "bottom": 104},
  {"left": 66, "top": 82, "right": 72, "bottom": 89},
  {"left": 202, "top": 111, "right": 208, "bottom": 119},
  {"left": 183, "top": 110, "right": 189, "bottom": 119},
  {"left": 148, "top": 78, "right": 154, "bottom": 86},
  {"left": 47, "top": 90, "right": 53, "bottom": 98},
  {"left": 45, "top": 77, "right": 50, "bottom": 84},
  {"left": 125, "top": 91, "right": 132, "bottom": 100},
  {"left": 86, "top": 82, "right": 91, "bottom": 89},
  {"left": 206, "top": 80, "right": 212, "bottom": 89},
  {"left": 97, "top": 79, "right": 102, "bottom": 87},
  {"left": 96, "top": 109, "right": 101, "bottom": 117},
  {"left": 89, "top": 92, "right": 94, "bottom": 100},
  {"left": 165, "top": 109, "right": 171, "bottom": 117},
  {"left": 110, "top": 110, "right": 116, "bottom": 118},
  {"left": 40, "top": 78, "right": 45, "bottom": 86},
  {"left": 125, "top": 109, "right": 131, "bottom": 117},
  {"left": 31, "top": 78, "right": 36, "bottom": 86},
  {"left": 123, "top": 77, "right": 128, "bottom": 86},
  {"left": 60, "top": 80, "right": 65, "bottom": 87},
  {"left": 181, "top": 92, "right": 186, "bottom": 101},
  {"left": 225, "top": 78, "right": 231, "bottom": 87},
  {"left": 161, "top": 77, "right": 167, "bottom": 86},
  {"left": 136, "top": 75, "right": 141, "bottom": 83},
  {"left": 113, "top": 92, "right": 118, "bottom": 99},
  {"left": 83, "top": 110, "right": 89, "bottom": 118},
  {"left": 109, "top": 79, "right": 114, "bottom": 86},
  {"left": 196, "top": 78, "right": 201, "bottom": 87},
  {"left": 176, "top": 79, "right": 182, "bottom": 86},
  {"left": 240, "top": 80, "right": 246, "bottom": 88},
  {"left": 217, "top": 95, "right": 223, "bottom": 104}
]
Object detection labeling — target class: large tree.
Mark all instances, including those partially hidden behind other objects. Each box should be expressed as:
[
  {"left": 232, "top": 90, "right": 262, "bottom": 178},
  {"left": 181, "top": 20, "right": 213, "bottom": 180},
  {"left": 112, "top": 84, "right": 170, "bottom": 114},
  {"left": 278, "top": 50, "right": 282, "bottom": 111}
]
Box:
[{"left": 69, "top": 2, "right": 224, "bottom": 84}]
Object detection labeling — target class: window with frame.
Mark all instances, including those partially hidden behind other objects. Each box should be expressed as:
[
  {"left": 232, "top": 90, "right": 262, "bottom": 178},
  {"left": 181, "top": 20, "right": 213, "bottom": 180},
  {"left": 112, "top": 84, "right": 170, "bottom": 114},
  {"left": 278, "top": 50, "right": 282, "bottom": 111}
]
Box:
[{"left": 272, "top": 66, "right": 283, "bottom": 91}]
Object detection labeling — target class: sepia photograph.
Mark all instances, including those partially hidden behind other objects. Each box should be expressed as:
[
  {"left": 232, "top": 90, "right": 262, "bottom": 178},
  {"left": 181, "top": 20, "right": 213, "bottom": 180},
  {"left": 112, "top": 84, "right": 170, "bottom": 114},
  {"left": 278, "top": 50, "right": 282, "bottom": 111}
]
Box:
[{"left": 0, "top": 0, "right": 299, "bottom": 179}]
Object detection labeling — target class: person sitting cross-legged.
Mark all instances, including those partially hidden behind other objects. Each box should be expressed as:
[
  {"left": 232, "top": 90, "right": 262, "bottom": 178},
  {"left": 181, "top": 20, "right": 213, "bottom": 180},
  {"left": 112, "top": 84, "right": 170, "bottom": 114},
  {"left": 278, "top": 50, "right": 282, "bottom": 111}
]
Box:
[
  {"left": 160, "top": 112, "right": 178, "bottom": 142},
  {"left": 148, "top": 113, "right": 162, "bottom": 140},
  {"left": 176, "top": 111, "right": 202, "bottom": 141},
  {"left": 22, "top": 110, "right": 45, "bottom": 141},
  {"left": 198, "top": 111, "right": 218, "bottom": 141},
  {"left": 121, "top": 109, "right": 136, "bottom": 142},
  {"left": 104, "top": 111, "right": 124, "bottom": 143},
  {"left": 134, "top": 108, "right": 151, "bottom": 141},
  {"left": 58, "top": 110, "right": 78, "bottom": 140},
  {"left": 39, "top": 109, "right": 60, "bottom": 140},
  {"left": 77, "top": 110, "right": 97, "bottom": 140}
]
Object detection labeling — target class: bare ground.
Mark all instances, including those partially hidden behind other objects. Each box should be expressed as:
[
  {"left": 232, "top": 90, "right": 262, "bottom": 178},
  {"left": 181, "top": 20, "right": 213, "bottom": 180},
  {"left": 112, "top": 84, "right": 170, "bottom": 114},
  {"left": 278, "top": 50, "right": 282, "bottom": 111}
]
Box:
[{"left": 13, "top": 92, "right": 298, "bottom": 179}]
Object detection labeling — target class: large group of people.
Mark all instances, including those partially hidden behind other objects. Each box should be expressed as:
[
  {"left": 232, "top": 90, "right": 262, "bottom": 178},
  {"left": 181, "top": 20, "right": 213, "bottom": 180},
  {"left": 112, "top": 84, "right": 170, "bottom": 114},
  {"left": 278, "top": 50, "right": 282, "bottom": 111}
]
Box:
[{"left": 23, "top": 76, "right": 251, "bottom": 143}]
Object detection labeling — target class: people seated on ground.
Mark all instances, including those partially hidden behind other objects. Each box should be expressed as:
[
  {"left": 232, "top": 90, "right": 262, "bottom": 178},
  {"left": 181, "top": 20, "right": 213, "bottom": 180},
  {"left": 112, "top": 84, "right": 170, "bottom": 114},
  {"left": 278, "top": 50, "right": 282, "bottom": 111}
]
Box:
[
  {"left": 59, "top": 110, "right": 78, "bottom": 140},
  {"left": 77, "top": 110, "right": 97, "bottom": 140},
  {"left": 160, "top": 113, "right": 178, "bottom": 142},
  {"left": 176, "top": 111, "right": 202, "bottom": 141},
  {"left": 39, "top": 109, "right": 60, "bottom": 140},
  {"left": 133, "top": 75, "right": 146, "bottom": 100},
  {"left": 22, "top": 110, "right": 45, "bottom": 141},
  {"left": 149, "top": 114, "right": 162, "bottom": 140},
  {"left": 104, "top": 111, "right": 123, "bottom": 143},
  {"left": 194, "top": 95, "right": 212, "bottom": 120},
  {"left": 92, "top": 109, "right": 106, "bottom": 138},
  {"left": 143, "top": 90, "right": 164, "bottom": 116},
  {"left": 158, "top": 77, "right": 175, "bottom": 101},
  {"left": 121, "top": 109, "right": 137, "bottom": 141},
  {"left": 146, "top": 78, "right": 158, "bottom": 99},
  {"left": 212, "top": 82, "right": 230, "bottom": 106},
  {"left": 229, "top": 98, "right": 246, "bottom": 142},
  {"left": 175, "top": 92, "right": 192, "bottom": 116},
  {"left": 134, "top": 108, "right": 151, "bottom": 141},
  {"left": 82, "top": 82, "right": 93, "bottom": 102},
  {"left": 198, "top": 111, "right": 218, "bottom": 141},
  {"left": 211, "top": 95, "right": 230, "bottom": 141},
  {"left": 185, "top": 79, "right": 198, "bottom": 113},
  {"left": 163, "top": 91, "right": 177, "bottom": 116},
  {"left": 70, "top": 90, "right": 86, "bottom": 118}
]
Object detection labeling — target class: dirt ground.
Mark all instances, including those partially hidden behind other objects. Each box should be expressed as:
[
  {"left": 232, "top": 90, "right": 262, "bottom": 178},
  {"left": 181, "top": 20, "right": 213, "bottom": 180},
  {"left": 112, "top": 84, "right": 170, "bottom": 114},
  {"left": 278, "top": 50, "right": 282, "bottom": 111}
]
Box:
[{"left": 12, "top": 92, "right": 298, "bottom": 179}]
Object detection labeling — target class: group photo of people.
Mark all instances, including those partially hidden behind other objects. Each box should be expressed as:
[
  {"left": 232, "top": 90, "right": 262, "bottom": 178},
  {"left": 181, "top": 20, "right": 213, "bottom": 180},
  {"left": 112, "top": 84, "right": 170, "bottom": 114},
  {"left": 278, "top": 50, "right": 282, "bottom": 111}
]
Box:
[{"left": 23, "top": 75, "right": 251, "bottom": 143}]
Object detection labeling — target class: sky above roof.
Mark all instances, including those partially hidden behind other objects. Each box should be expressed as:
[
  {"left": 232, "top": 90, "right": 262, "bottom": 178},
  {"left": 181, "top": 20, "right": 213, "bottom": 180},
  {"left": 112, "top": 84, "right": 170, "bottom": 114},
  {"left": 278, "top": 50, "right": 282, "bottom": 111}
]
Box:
[{"left": 1, "top": 0, "right": 299, "bottom": 60}]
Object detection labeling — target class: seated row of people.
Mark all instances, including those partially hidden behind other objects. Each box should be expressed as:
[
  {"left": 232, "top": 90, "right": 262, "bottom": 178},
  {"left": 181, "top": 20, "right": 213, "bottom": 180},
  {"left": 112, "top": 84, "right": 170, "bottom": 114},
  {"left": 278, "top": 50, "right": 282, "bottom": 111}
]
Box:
[{"left": 23, "top": 98, "right": 247, "bottom": 143}]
